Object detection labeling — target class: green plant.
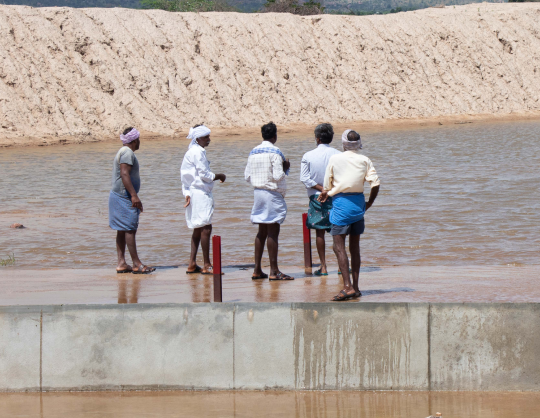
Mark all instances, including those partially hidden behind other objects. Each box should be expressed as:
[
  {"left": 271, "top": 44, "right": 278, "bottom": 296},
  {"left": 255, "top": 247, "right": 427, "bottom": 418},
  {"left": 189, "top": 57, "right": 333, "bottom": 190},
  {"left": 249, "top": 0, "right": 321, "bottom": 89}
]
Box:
[
  {"left": 0, "top": 254, "right": 16, "bottom": 267},
  {"left": 263, "top": 0, "right": 323, "bottom": 15},
  {"left": 141, "top": 0, "right": 235, "bottom": 12}
]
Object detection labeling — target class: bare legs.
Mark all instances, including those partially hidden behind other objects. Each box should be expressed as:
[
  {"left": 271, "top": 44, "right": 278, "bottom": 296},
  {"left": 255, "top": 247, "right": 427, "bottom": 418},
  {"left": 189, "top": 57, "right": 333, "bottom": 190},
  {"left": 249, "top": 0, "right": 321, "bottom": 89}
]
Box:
[
  {"left": 188, "top": 225, "right": 212, "bottom": 272},
  {"left": 332, "top": 234, "right": 361, "bottom": 296},
  {"left": 315, "top": 229, "right": 328, "bottom": 274},
  {"left": 116, "top": 230, "right": 143, "bottom": 271},
  {"left": 253, "top": 223, "right": 281, "bottom": 277}
]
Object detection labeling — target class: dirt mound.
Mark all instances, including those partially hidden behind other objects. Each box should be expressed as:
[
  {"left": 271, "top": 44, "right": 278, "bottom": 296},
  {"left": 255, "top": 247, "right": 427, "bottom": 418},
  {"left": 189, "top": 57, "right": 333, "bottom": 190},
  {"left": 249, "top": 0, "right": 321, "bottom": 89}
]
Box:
[{"left": 1, "top": 4, "right": 540, "bottom": 146}]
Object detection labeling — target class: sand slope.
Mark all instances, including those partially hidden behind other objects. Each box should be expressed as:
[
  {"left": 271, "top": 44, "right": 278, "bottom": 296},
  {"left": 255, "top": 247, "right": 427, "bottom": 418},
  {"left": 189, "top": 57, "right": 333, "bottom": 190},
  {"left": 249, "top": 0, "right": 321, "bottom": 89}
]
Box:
[{"left": 1, "top": 4, "right": 540, "bottom": 145}]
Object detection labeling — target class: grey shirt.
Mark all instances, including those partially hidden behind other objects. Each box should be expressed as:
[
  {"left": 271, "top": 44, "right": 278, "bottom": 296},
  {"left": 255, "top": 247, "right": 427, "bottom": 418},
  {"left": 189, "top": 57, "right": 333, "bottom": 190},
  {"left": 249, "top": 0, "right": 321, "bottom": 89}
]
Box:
[{"left": 111, "top": 146, "right": 140, "bottom": 197}]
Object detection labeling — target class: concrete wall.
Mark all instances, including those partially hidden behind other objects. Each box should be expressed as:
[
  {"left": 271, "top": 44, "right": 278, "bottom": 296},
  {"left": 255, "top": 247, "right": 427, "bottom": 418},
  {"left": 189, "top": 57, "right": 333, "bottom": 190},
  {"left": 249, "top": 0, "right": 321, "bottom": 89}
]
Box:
[{"left": 1, "top": 303, "right": 539, "bottom": 392}]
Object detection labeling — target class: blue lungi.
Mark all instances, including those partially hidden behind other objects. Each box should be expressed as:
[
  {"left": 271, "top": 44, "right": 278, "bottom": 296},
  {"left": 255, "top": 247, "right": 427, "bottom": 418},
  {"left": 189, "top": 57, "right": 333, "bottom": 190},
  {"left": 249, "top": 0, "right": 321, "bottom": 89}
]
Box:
[{"left": 109, "top": 191, "right": 140, "bottom": 231}]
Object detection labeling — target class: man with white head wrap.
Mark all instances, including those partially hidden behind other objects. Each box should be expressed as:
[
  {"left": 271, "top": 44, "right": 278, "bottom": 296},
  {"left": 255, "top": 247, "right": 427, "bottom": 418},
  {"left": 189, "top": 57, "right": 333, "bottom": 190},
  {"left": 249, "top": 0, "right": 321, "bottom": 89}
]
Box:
[
  {"left": 318, "top": 129, "right": 380, "bottom": 301},
  {"left": 109, "top": 126, "right": 155, "bottom": 274},
  {"left": 181, "top": 124, "right": 226, "bottom": 274}
]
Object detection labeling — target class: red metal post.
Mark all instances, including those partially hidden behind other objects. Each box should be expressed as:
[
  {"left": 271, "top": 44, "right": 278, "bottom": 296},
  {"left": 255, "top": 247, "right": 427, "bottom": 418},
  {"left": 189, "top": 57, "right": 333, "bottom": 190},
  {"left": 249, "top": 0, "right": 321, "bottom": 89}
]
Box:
[
  {"left": 302, "top": 213, "right": 312, "bottom": 275},
  {"left": 212, "top": 235, "right": 222, "bottom": 302}
]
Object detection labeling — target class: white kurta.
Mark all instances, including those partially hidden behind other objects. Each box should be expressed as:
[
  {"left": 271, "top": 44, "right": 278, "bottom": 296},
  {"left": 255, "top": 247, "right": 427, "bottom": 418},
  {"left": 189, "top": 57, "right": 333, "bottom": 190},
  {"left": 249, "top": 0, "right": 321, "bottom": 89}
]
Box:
[{"left": 181, "top": 144, "right": 215, "bottom": 229}]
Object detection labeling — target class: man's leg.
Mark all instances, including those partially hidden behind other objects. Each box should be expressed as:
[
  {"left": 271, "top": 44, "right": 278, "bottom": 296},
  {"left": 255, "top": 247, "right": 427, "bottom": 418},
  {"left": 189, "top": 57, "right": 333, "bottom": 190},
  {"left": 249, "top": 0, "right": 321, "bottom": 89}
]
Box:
[
  {"left": 125, "top": 230, "right": 143, "bottom": 269},
  {"left": 333, "top": 234, "right": 355, "bottom": 296},
  {"left": 267, "top": 223, "right": 281, "bottom": 277},
  {"left": 315, "top": 229, "right": 328, "bottom": 274},
  {"left": 253, "top": 224, "right": 268, "bottom": 276},
  {"left": 116, "top": 231, "right": 131, "bottom": 271},
  {"left": 201, "top": 225, "right": 213, "bottom": 272},
  {"left": 188, "top": 227, "right": 203, "bottom": 271},
  {"left": 349, "top": 234, "right": 361, "bottom": 294}
]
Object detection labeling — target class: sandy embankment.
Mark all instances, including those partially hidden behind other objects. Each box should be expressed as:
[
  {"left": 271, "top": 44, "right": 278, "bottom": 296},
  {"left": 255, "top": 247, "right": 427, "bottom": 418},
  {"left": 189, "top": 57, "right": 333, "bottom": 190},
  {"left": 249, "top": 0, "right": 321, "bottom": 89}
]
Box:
[{"left": 1, "top": 3, "right": 540, "bottom": 147}]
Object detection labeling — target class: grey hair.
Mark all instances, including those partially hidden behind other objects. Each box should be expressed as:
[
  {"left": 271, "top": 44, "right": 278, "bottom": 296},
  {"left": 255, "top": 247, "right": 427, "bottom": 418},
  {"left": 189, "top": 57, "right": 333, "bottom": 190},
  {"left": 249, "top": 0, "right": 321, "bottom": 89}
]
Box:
[{"left": 314, "top": 123, "right": 334, "bottom": 144}]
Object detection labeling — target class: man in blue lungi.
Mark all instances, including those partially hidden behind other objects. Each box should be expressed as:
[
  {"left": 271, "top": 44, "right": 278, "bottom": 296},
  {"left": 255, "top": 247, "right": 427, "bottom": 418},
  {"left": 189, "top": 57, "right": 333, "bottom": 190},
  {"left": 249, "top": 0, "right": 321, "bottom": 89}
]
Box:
[
  {"left": 108, "top": 127, "right": 155, "bottom": 274},
  {"left": 300, "top": 123, "right": 341, "bottom": 276},
  {"left": 318, "top": 130, "right": 380, "bottom": 301},
  {"left": 245, "top": 122, "right": 294, "bottom": 281}
]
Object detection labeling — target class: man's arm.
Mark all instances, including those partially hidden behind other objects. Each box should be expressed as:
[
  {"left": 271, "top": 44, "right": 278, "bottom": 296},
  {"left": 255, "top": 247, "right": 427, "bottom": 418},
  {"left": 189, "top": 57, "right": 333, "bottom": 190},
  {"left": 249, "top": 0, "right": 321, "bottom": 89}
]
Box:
[
  {"left": 120, "top": 163, "right": 143, "bottom": 212},
  {"left": 365, "top": 158, "right": 380, "bottom": 210},
  {"left": 244, "top": 159, "right": 251, "bottom": 183},
  {"left": 194, "top": 152, "right": 215, "bottom": 183},
  {"left": 271, "top": 154, "right": 286, "bottom": 182},
  {"left": 317, "top": 163, "right": 334, "bottom": 203},
  {"left": 365, "top": 185, "right": 379, "bottom": 211},
  {"left": 300, "top": 157, "right": 321, "bottom": 191}
]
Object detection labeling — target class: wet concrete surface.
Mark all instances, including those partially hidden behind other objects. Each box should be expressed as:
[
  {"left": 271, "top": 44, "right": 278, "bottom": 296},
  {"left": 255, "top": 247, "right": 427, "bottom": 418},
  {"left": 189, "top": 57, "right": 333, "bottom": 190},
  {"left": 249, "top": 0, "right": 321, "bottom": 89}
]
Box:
[
  {"left": 1, "top": 265, "right": 538, "bottom": 305},
  {"left": 2, "top": 390, "right": 540, "bottom": 418}
]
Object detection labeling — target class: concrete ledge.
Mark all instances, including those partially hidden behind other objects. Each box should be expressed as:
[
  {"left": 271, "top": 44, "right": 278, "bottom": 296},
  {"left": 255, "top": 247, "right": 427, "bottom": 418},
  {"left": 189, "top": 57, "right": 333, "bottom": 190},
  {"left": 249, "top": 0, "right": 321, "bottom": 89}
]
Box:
[{"left": 1, "top": 303, "right": 539, "bottom": 391}]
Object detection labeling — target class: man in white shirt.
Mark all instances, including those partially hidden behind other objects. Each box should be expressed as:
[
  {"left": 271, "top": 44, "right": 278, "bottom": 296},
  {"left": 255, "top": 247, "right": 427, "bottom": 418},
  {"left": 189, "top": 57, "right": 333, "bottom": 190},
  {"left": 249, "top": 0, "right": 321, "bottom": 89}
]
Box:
[
  {"left": 245, "top": 122, "right": 294, "bottom": 281},
  {"left": 181, "top": 125, "right": 226, "bottom": 275},
  {"left": 300, "top": 123, "right": 341, "bottom": 276},
  {"left": 319, "top": 129, "right": 380, "bottom": 301}
]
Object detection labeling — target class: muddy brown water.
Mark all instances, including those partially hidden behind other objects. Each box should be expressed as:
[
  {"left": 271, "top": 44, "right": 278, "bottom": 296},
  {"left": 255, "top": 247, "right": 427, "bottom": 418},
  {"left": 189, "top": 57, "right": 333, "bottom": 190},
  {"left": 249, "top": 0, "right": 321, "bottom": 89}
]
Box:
[
  {"left": 2, "top": 391, "right": 540, "bottom": 417},
  {"left": 0, "top": 120, "right": 539, "bottom": 269}
]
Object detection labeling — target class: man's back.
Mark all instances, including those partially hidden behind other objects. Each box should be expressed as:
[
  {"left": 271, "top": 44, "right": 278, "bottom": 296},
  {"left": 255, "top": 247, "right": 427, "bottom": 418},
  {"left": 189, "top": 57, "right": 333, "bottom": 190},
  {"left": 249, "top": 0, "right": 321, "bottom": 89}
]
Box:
[
  {"left": 324, "top": 150, "right": 380, "bottom": 196},
  {"left": 245, "top": 141, "right": 287, "bottom": 196},
  {"left": 300, "top": 144, "right": 341, "bottom": 197}
]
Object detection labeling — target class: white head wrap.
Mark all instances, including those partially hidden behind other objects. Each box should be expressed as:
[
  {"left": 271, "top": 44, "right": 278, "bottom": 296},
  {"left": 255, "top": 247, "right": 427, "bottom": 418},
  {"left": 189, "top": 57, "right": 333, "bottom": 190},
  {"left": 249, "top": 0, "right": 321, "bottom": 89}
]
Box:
[
  {"left": 120, "top": 128, "right": 140, "bottom": 145},
  {"left": 341, "top": 129, "right": 362, "bottom": 151},
  {"left": 187, "top": 125, "right": 211, "bottom": 149}
]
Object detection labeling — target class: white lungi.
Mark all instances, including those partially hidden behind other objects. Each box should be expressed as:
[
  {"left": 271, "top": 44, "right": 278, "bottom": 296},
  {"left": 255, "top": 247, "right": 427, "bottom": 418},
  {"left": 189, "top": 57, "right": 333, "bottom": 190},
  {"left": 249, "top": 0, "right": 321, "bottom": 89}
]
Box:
[
  {"left": 251, "top": 189, "right": 287, "bottom": 224},
  {"left": 186, "top": 189, "right": 214, "bottom": 229}
]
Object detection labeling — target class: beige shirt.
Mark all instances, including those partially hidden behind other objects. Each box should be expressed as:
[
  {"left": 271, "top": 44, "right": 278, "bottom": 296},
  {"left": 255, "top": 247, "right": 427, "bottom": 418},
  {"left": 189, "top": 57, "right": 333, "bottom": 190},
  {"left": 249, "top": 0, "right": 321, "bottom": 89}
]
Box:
[{"left": 323, "top": 150, "right": 380, "bottom": 197}]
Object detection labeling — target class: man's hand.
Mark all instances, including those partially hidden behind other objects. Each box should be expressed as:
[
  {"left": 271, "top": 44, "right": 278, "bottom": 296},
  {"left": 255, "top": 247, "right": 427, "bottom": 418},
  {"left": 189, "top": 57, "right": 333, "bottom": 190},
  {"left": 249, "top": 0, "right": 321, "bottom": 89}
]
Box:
[
  {"left": 184, "top": 196, "right": 191, "bottom": 208},
  {"left": 131, "top": 195, "right": 143, "bottom": 212},
  {"left": 317, "top": 191, "right": 329, "bottom": 203},
  {"left": 283, "top": 158, "right": 290, "bottom": 172},
  {"left": 365, "top": 185, "right": 379, "bottom": 211},
  {"left": 214, "top": 173, "right": 226, "bottom": 183}
]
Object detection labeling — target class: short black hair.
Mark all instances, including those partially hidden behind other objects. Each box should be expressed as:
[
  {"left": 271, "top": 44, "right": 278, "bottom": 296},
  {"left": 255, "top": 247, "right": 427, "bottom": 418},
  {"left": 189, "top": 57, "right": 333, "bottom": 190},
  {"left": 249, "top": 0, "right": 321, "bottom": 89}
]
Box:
[
  {"left": 314, "top": 123, "right": 334, "bottom": 144},
  {"left": 347, "top": 130, "right": 360, "bottom": 142},
  {"left": 123, "top": 126, "right": 134, "bottom": 135},
  {"left": 261, "top": 122, "right": 277, "bottom": 140}
]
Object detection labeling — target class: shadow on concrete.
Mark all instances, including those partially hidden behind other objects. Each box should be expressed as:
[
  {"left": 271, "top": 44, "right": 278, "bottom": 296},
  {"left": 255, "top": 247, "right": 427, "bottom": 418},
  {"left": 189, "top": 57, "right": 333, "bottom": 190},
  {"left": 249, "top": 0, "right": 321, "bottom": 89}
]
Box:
[{"left": 361, "top": 287, "right": 415, "bottom": 296}]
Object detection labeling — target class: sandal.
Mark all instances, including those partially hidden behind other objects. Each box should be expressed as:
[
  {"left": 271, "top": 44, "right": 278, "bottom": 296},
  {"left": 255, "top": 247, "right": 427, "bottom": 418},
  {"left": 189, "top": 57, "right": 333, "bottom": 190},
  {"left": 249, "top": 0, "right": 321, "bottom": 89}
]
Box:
[
  {"left": 337, "top": 268, "right": 352, "bottom": 275},
  {"left": 269, "top": 273, "right": 294, "bottom": 281},
  {"left": 252, "top": 273, "right": 268, "bottom": 280},
  {"left": 133, "top": 265, "right": 156, "bottom": 274},
  {"left": 314, "top": 269, "right": 328, "bottom": 276},
  {"left": 332, "top": 289, "right": 356, "bottom": 301},
  {"left": 186, "top": 266, "right": 202, "bottom": 274},
  {"left": 116, "top": 267, "right": 133, "bottom": 274}
]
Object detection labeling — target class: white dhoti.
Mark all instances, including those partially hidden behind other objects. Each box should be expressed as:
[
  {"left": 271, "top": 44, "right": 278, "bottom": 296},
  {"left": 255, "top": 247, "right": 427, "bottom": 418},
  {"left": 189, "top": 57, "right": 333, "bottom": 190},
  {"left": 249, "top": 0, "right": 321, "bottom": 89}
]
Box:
[
  {"left": 251, "top": 189, "right": 287, "bottom": 224},
  {"left": 186, "top": 189, "right": 214, "bottom": 229}
]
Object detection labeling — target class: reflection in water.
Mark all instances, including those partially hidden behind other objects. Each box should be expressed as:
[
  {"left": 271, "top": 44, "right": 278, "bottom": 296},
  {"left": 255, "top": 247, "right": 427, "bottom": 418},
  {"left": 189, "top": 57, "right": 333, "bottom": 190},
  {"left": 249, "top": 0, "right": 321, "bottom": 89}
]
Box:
[
  {"left": 117, "top": 278, "right": 141, "bottom": 304},
  {"left": 1, "top": 120, "right": 539, "bottom": 269},
  {"left": 1, "top": 390, "right": 540, "bottom": 418}
]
